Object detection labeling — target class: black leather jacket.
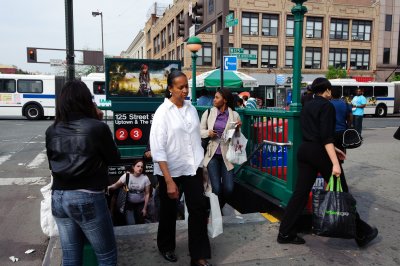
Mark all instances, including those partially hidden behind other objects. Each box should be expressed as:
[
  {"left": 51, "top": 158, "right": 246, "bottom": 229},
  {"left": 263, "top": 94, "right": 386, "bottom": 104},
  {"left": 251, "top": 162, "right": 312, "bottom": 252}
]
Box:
[{"left": 46, "top": 116, "right": 120, "bottom": 191}]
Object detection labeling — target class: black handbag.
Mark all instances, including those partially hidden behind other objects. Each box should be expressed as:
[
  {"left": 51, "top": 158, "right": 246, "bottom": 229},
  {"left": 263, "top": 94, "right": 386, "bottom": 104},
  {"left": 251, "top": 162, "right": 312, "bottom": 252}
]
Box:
[
  {"left": 312, "top": 176, "right": 357, "bottom": 239},
  {"left": 342, "top": 128, "right": 362, "bottom": 149},
  {"left": 116, "top": 173, "right": 130, "bottom": 214},
  {"left": 201, "top": 108, "right": 212, "bottom": 154},
  {"left": 394, "top": 126, "right": 400, "bottom": 140}
]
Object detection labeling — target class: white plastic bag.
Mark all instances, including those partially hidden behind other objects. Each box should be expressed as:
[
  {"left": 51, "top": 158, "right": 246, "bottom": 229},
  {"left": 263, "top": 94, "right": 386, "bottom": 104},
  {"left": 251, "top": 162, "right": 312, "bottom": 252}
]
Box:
[
  {"left": 205, "top": 189, "right": 223, "bottom": 238},
  {"left": 226, "top": 132, "right": 248, "bottom": 165},
  {"left": 40, "top": 179, "right": 58, "bottom": 237}
]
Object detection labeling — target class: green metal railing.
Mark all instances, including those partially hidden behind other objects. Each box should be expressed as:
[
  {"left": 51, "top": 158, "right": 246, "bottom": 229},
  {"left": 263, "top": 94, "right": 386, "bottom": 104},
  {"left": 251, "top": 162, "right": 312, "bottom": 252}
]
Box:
[{"left": 197, "top": 106, "right": 301, "bottom": 207}]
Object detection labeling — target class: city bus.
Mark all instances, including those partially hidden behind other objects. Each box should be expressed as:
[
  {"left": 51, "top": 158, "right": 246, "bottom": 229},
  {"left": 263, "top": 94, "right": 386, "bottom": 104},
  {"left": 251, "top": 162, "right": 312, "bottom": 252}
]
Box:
[
  {"left": 328, "top": 79, "right": 396, "bottom": 117},
  {"left": 0, "top": 74, "right": 64, "bottom": 120}
]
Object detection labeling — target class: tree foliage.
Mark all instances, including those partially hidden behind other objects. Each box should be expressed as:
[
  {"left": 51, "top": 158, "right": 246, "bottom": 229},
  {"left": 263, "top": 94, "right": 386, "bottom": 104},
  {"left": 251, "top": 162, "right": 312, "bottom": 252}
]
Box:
[
  {"left": 390, "top": 74, "right": 400, "bottom": 82},
  {"left": 325, "top": 66, "right": 347, "bottom": 79}
]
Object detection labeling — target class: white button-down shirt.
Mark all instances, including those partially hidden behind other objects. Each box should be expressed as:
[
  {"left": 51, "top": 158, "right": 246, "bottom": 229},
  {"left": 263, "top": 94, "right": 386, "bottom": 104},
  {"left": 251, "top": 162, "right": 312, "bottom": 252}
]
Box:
[{"left": 150, "top": 98, "right": 204, "bottom": 177}]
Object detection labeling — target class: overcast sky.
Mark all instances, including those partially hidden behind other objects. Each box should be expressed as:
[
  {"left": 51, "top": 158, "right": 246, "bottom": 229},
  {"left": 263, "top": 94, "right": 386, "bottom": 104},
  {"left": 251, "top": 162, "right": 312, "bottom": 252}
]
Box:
[{"left": 0, "top": 0, "right": 172, "bottom": 74}]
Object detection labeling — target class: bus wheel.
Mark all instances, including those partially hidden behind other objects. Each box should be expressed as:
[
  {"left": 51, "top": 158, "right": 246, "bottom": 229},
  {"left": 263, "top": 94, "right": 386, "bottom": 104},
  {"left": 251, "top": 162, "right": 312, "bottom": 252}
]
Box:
[
  {"left": 25, "top": 104, "right": 43, "bottom": 120},
  {"left": 375, "top": 105, "right": 387, "bottom": 117}
]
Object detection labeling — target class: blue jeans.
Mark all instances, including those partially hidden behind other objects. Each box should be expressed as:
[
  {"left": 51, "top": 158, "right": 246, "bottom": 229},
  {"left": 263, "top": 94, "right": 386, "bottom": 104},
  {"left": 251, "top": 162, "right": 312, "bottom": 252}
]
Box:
[
  {"left": 353, "top": 115, "right": 364, "bottom": 136},
  {"left": 52, "top": 190, "right": 117, "bottom": 266},
  {"left": 207, "top": 154, "right": 234, "bottom": 208}
]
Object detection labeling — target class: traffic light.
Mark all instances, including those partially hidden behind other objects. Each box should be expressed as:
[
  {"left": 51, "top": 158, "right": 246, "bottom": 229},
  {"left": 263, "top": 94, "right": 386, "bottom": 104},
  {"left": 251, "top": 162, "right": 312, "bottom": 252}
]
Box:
[
  {"left": 177, "top": 17, "right": 185, "bottom": 37},
  {"left": 192, "top": 0, "right": 204, "bottom": 25},
  {"left": 27, "top": 48, "right": 37, "bottom": 63}
]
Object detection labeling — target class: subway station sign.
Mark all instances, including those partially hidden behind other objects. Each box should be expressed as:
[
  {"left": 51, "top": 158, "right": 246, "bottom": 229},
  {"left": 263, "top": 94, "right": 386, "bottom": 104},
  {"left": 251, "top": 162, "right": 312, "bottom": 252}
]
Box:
[{"left": 113, "top": 112, "right": 154, "bottom": 146}]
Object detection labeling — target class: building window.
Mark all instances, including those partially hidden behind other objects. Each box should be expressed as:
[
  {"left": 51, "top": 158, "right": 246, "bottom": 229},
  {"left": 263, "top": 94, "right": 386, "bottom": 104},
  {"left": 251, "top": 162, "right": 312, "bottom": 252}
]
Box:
[
  {"left": 171, "top": 49, "right": 175, "bottom": 60},
  {"left": 385, "top": 15, "right": 392, "bottom": 31},
  {"left": 286, "top": 15, "right": 294, "bottom": 37},
  {"left": 306, "top": 17, "right": 323, "bottom": 38},
  {"left": 352, "top": 20, "right": 372, "bottom": 41},
  {"left": 242, "top": 12, "right": 259, "bottom": 35},
  {"left": 262, "top": 14, "right": 278, "bottom": 36},
  {"left": 350, "top": 49, "right": 370, "bottom": 70},
  {"left": 329, "top": 48, "right": 348, "bottom": 69},
  {"left": 261, "top": 45, "right": 278, "bottom": 68},
  {"left": 168, "top": 22, "right": 175, "bottom": 43},
  {"left": 241, "top": 44, "right": 258, "bottom": 68},
  {"left": 147, "top": 30, "right": 151, "bottom": 44},
  {"left": 383, "top": 48, "right": 390, "bottom": 64},
  {"left": 180, "top": 44, "right": 185, "bottom": 66},
  {"left": 161, "top": 29, "right": 166, "bottom": 49},
  {"left": 196, "top": 42, "right": 212, "bottom": 66},
  {"left": 204, "top": 26, "right": 213, "bottom": 33},
  {"left": 285, "top": 46, "right": 294, "bottom": 68},
  {"left": 330, "top": 18, "right": 349, "bottom": 40},
  {"left": 305, "top": 47, "right": 322, "bottom": 69}
]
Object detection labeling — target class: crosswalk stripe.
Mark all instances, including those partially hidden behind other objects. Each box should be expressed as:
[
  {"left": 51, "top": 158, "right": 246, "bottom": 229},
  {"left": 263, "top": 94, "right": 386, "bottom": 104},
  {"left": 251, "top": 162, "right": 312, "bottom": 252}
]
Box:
[
  {"left": 0, "top": 177, "right": 48, "bottom": 186},
  {"left": 27, "top": 150, "right": 47, "bottom": 169},
  {"left": 0, "top": 154, "right": 12, "bottom": 166}
]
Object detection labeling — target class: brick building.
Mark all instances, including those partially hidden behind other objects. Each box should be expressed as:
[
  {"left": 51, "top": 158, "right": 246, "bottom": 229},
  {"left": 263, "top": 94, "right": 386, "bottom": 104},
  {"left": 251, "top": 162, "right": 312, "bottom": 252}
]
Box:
[{"left": 124, "top": 0, "right": 400, "bottom": 103}]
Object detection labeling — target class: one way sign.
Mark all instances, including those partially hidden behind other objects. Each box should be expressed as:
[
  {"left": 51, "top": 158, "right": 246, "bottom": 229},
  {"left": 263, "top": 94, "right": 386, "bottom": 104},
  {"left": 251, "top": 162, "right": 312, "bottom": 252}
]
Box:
[{"left": 223, "top": 56, "right": 237, "bottom": 71}]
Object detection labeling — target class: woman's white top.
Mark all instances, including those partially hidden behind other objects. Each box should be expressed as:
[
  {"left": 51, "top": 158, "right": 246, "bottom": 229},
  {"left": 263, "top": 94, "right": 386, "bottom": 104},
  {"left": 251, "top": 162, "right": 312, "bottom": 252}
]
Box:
[{"left": 150, "top": 98, "right": 204, "bottom": 177}]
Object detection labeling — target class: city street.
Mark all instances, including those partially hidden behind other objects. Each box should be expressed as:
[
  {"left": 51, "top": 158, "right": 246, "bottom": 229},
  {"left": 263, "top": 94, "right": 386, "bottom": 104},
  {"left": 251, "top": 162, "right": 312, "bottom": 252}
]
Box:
[{"left": 0, "top": 116, "right": 399, "bottom": 265}]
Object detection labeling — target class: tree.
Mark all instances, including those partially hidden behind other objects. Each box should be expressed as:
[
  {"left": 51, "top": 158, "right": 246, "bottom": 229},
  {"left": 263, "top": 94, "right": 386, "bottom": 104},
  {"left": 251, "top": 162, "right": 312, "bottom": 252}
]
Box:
[
  {"left": 390, "top": 74, "right": 400, "bottom": 82},
  {"left": 326, "top": 66, "right": 347, "bottom": 79}
]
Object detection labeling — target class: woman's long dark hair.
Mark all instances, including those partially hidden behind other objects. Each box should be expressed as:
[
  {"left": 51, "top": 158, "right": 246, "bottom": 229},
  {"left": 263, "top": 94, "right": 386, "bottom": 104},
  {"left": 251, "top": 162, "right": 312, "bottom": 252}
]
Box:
[
  {"left": 55, "top": 80, "right": 98, "bottom": 124},
  {"left": 216, "top": 88, "right": 235, "bottom": 111}
]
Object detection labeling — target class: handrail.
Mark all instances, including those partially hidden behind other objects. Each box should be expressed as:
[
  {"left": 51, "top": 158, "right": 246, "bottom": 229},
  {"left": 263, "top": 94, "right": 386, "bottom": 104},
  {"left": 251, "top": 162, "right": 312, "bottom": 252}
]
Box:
[{"left": 263, "top": 139, "right": 293, "bottom": 148}]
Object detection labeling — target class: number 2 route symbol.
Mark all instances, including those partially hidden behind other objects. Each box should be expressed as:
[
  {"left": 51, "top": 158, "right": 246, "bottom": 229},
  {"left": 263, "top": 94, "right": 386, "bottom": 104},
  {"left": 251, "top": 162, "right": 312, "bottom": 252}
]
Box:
[
  {"left": 130, "top": 128, "right": 143, "bottom": 141},
  {"left": 115, "top": 128, "right": 128, "bottom": 141}
]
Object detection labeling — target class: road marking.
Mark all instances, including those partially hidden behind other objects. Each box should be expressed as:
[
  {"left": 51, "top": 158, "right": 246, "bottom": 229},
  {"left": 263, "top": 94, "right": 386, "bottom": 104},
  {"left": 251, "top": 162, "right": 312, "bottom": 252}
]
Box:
[
  {"left": 0, "top": 154, "right": 12, "bottom": 166},
  {"left": 260, "top": 212, "right": 280, "bottom": 223},
  {"left": 0, "top": 177, "right": 48, "bottom": 186},
  {"left": 27, "top": 150, "right": 47, "bottom": 169}
]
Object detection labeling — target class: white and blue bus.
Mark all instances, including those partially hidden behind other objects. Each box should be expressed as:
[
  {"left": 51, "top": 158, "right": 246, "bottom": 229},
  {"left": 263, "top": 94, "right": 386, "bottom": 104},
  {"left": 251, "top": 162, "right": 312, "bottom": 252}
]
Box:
[
  {"left": 0, "top": 74, "right": 64, "bottom": 120},
  {"left": 328, "top": 79, "right": 396, "bottom": 117}
]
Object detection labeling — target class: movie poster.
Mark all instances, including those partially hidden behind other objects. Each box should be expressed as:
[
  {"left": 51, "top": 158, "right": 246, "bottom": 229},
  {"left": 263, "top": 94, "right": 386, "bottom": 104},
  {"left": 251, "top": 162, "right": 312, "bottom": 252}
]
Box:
[{"left": 107, "top": 59, "right": 180, "bottom": 98}]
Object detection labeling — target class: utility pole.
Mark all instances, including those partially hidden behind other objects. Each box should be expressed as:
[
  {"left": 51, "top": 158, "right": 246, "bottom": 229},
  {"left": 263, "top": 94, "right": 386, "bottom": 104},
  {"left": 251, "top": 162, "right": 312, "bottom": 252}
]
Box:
[{"left": 65, "top": 0, "right": 75, "bottom": 81}]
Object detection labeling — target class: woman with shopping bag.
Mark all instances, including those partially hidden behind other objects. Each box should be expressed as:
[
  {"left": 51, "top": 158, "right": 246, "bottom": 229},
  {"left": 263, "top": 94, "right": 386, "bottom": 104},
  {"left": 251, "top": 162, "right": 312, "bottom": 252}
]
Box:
[
  {"left": 277, "top": 77, "right": 378, "bottom": 247},
  {"left": 200, "top": 88, "right": 242, "bottom": 210}
]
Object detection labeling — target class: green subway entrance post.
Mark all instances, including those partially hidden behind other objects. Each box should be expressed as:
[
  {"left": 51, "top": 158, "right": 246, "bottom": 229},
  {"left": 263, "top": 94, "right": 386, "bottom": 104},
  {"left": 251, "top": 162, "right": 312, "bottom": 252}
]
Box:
[
  {"left": 290, "top": 0, "right": 307, "bottom": 112},
  {"left": 187, "top": 36, "right": 203, "bottom": 106}
]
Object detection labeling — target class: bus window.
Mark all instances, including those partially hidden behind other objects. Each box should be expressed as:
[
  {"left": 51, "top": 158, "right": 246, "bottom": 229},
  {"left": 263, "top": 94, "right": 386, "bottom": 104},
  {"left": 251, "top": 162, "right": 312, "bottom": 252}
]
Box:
[
  {"left": 343, "top": 86, "right": 357, "bottom": 97},
  {"left": 17, "top": 80, "right": 43, "bottom": 93},
  {"left": 373, "top": 86, "right": 388, "bottom": 97},
  {"left": 359, "top": 86, "right": 373, "bottom": 97},
  {"left": 0, "top": 79, "right": 16, "bottom": 93},
  {"left": 93, "top": 81, "right": 105, "bottom": 95},
  {"left": 331, "top": 85, "right": 342, "bottom": 95}
]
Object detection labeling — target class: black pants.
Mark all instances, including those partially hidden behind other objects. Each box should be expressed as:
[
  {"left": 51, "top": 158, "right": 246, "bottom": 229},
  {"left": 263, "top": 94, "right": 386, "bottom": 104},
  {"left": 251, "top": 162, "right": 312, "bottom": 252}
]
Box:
[
  {"left": 279, "top": 141, "right": 373, "bottom": 238},
  {"left": 157, "top": 168, "right": 211, "bottom": 260}
]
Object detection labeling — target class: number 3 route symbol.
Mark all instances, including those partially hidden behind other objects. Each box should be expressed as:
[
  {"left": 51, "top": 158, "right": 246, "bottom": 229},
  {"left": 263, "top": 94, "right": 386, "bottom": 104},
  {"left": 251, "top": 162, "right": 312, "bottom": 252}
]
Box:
[
  {"left": 115, "top": 128, "right": 128, "bottom": 141},
  {"left": 130, "top": 128, "right": 143, "bottom": 141}
]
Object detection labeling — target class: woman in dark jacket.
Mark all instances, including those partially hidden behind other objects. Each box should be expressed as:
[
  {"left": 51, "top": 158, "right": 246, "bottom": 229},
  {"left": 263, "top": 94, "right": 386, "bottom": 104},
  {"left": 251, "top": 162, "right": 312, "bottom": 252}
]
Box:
[
  {"left": 46, "top": 80, "right": 120, "bottom": 265},
  {"left": 277, "top": 77, "right": 378, "bottom": 247}
]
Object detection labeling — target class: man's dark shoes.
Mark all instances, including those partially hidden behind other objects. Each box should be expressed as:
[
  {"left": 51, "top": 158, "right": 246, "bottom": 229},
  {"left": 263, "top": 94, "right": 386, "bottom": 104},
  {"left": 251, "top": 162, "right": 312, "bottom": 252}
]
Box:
[
  {"left": 277, "top": 233, "right": 306, "bottom": 244},
  {"left": 355, "top": 227, "right": 378, "bottom": 248},
  {"left": 161, "top": 251, "right": 177, "bottom": 262},
  {"left": 191, "top": 259, "right": 212, "bottom": 266}
]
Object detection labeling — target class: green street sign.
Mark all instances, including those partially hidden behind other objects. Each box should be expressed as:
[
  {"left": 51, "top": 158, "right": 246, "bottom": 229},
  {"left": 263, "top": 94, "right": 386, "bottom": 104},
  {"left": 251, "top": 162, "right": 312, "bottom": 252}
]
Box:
[
  {"left": 232, "top": 53, "right": 257, "bottom": 60},
  {"left": 229, "top": 48, "right": 244, "bottom": 54},
  {"left": 225, "top": 18, "right": 238, "bottom": 28},
  {"left": 226, "top": 13, "right": 234, "bottom": 22}
]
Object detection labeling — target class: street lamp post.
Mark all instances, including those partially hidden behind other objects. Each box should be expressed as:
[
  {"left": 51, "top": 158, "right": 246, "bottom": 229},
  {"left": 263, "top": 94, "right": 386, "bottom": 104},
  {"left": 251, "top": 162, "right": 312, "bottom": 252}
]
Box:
[
  {"left": 186, "top": 36, "right": 202, "bottom": 106},
  {"left": 92, "top": 11, "right": 104, "bottom": 69}
]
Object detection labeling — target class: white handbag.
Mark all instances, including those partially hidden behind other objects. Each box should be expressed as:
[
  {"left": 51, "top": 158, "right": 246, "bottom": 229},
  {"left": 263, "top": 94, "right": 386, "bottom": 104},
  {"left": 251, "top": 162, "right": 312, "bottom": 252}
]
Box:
[
  {"left": 40, "top": 177, "right": 59, "bottom": 237},
  {"left": 226, "top": 132, "right": 248, "bottom": 165}
]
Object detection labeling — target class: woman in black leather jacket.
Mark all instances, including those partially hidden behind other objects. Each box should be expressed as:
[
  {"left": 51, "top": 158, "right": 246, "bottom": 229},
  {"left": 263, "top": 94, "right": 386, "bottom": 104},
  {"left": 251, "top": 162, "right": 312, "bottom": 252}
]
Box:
[{"left": 46, "top": 80, "right": 120, "bottom": 266}]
